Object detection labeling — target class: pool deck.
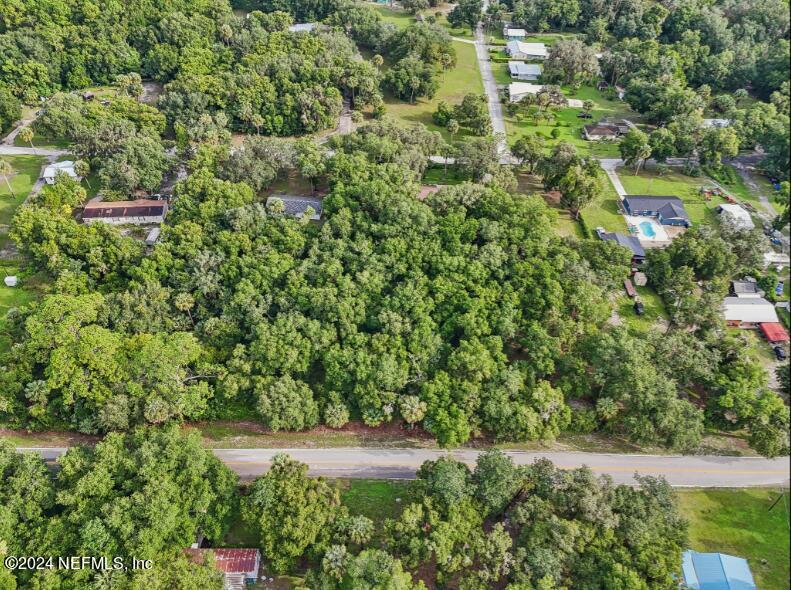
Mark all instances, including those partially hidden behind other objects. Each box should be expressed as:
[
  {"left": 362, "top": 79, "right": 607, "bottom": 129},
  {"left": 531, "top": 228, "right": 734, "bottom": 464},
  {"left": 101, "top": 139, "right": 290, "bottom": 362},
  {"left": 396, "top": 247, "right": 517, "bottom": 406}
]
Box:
[{"left": 624, "top": 215, "right": 672, "bottom": 247}]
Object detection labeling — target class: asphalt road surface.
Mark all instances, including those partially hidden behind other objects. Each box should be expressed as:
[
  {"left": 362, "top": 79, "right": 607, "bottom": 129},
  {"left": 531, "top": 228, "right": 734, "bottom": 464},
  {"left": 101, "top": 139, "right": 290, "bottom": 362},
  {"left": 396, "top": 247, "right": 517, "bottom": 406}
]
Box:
[{"left": 20, "top": 447, "right": 790, "bottom": 487}]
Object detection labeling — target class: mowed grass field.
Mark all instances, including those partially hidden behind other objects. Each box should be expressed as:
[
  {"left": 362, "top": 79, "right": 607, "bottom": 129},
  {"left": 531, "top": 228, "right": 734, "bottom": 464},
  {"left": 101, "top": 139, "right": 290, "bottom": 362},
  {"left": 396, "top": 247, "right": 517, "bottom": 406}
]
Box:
[
  {"left": 0, "top": 155, "right": 44, "bottom": 227},
  {"left": 384, "top": 40, "right": 484, "bottom": 141},
  {"left": 618, "top": 165, "right": 726, "bottom": 225},
  {"left": 677, "top": 489, "right": 790, "bottom": 590},
  {"left": 504, "top": 85, "right": 637, "bottom": 157}
]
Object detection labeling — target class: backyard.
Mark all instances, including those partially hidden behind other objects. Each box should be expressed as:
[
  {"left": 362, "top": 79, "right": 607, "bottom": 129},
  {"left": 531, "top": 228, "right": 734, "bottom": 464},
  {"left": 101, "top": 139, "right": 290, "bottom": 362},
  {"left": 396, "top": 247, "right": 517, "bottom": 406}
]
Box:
[
  {"left": 578, "top": 170, "right": 629, "bottom": 233},
  {"left": 504, "top": 85, "right": 639, "bottom": 158},
  {"left": 618, "top": 164, "right": 726, "bottom": 225},
  {"left": 677, "top": 488, "right": 790, "bottom": 590},
  {"left": 0, "top": 154, "right": 45, "bottom": 227}
]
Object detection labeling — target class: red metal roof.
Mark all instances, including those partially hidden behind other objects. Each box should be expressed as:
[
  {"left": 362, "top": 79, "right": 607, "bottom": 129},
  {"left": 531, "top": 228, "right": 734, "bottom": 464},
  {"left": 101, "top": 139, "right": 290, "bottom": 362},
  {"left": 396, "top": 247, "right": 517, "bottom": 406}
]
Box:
[
  {"left": 760, "top": 322, "right": 789, "bottom": 342},
  {"left": 183, "top": 548, "right": 259, "bottom": 574}
]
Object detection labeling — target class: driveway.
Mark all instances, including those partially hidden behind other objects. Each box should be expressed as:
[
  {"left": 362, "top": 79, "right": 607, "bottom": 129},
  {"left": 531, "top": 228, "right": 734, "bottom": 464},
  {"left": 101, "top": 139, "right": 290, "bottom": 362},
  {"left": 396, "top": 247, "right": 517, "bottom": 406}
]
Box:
[
  {"left": 598, "top": 158, "right": 626, "bottom": 197},
  {"left": 0, "top": 145, "right": 67, "bottom": 157},
  {"left": 20, "top": 447, "right": 791, "bottom": 487}
]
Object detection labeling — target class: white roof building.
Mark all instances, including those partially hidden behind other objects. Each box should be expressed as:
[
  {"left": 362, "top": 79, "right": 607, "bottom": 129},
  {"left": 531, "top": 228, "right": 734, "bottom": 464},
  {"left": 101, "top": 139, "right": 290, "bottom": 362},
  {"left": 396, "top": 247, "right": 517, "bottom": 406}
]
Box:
[
  {"left": 4, "top": 275, "right": 17, "bottom": 287},
  {"left": 506, "top": 41, "right": 548, "bottom": 59},
  {"left": 702, "top": 118, "right": 732, "bottom": 128},
  {"left": 723, "top": 297, "right": 779, "bottom": 324},
  {"left": 43, "top": 160, "right": 79, "bottom": 184},
  {"left": 288, "top": 23, "right": 316, "bottom": 33},
  {"left": 717, "top": 204, "right": 755, "bottom": 230},
  {"left": 503, "top": 27, "right": 527, "bottom": 38},
  {"left": 508, "top": 82, "right": 544, "bottom": 102}
]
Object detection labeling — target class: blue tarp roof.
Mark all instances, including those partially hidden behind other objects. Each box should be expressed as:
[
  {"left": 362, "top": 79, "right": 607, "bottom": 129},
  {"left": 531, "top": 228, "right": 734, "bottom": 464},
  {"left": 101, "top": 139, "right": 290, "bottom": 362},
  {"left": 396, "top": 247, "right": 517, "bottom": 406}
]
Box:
[{"left": 682, "top": 550, "right": 756, "bottom": 590}]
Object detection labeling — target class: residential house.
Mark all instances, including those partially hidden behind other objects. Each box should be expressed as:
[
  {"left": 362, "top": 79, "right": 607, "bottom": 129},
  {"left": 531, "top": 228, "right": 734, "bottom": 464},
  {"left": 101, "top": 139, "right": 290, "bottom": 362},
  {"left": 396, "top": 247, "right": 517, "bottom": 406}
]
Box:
[
  {"left": 505, "top": 41, "right": 548, "bottom": 60},
  {"left": 583, "top": 124, "right": 619, "bottom": 141},
  {"left": 508, "top": 82, "right": 543, "bottom": 103},
  {"left": 681, "top": 550, "right": 755, "bottom": 590},
  {"left": 596, "top": 228, "right": 646, "bottom": 264},
  {"left": 716, "top": 204, "right": 755, "bottom": 230},
  {"left": 622, "top": 196, "right": 691, "bottom": 227},
  {"left": 702, "top": 118, "right": 732, "bottom": 128},
  {"left": 722, "top": 296, "right": 779, "bottom": 327},
  {"left": 730, "top": 279, "right": 761, "bottom": 298},
  {"left": 288, "top": 22, "right": 317, "bottom": 33},
  {"left": 82, "top": 199, "right": 167, "bottom": 225},
  {"left": 43, "top": 161, "right": 80, "bottom": 184},
  {"left": 266, "top": 195, "right": 323, "bottom": 220},
  {"left": 760, "top": 322, "right": 789, "bottom": 344},
  {"left": 508, "top": 62, "right": 542, "bottom": 81},
  {"left": 184, "top": 548, "right": 260, "bottom": 590},
  {"left": 583, "top": 119, "right": 633, "bottom": 140},
  {"left": 502, "top": 27, "right": 527, "bottom": 40}
]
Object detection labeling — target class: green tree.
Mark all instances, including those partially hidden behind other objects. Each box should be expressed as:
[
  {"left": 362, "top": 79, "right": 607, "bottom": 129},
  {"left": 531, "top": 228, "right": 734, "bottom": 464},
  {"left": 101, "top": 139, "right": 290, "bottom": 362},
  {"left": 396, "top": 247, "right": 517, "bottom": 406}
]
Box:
[
  {"left": 243, "top": 454, "right": 343, "bottom": 573},
  {"left": 619, "top": 128, "right": 652, "bottom": 174}
]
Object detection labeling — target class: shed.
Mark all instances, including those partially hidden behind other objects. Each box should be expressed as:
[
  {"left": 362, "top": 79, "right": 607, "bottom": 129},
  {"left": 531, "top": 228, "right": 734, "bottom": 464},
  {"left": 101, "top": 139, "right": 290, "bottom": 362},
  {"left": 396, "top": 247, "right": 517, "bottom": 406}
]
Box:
[
  {"left": 681, "top": 550, "right": 755, "bottom": 590},
  {"left": 503, "top": 27, "right": 527, "bottom": 40},
  {"left": 43, "top": 161, "right": 80, "bottom": 184},
  {"left": 730, "top": 280, "right": 760, "bottom": 298},
  {"left": 716, "top": 204, "right": 755, "bottom": 230},
  {"left": 288, "top": 23, "right": 316, "bottom": 33},
  {"left": 82, "top": 199, "right": 167, "bottom": 225},
  {"left": 633, "top": 271, "right": 647, "bottom": 286},
  {"left": 4, "top": 275, "right": 18, "bottom": 287},
  {"left": 759, "top": 322, "right": 789, "bottom": 344},
  {"left": 145, "top": 227, "right": 161, "bottom": 246}
]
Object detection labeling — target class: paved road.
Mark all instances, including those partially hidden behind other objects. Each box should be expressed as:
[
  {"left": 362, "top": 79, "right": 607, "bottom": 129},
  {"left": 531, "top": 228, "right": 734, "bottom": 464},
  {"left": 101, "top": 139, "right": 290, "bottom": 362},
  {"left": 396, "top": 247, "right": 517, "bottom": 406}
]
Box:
[
  {"left": 0, "top": 145, "right": 67, "bottom": 157},
  {"left": 19, "top": 447, "right": 790, "bottom": 487},
  {"left": 473, "top": 2, "right": 509, "bottom": 160}
]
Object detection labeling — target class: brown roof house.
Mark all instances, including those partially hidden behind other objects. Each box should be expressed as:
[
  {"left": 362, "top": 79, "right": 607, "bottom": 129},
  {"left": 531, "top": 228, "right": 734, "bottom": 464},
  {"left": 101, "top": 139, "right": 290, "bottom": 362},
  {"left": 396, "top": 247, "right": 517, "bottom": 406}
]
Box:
[
  {"left": 184, "top": 548, "right": 260, "bottom": 590},
  {"left": 583, "top": 119, "right": 635, "bottom": 141},
  {"left": 82, "top": 199, "right": 167, "bottom": 225}
]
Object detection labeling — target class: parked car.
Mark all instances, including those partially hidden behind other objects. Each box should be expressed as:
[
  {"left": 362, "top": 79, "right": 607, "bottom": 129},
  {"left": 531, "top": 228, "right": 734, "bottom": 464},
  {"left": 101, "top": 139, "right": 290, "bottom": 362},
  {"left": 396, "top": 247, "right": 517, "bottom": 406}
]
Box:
[
  {"left": 576, "top": 112, "right": 593, "bottom": 119},
  {"left": 773, "top": 346, "right": 787, "bottom": 360},
  {"left": 633, "top": 301, "right": 645, "bottom": 315},
  {"left": 776, "top": 282, "right": 785, "bottom": 297}
]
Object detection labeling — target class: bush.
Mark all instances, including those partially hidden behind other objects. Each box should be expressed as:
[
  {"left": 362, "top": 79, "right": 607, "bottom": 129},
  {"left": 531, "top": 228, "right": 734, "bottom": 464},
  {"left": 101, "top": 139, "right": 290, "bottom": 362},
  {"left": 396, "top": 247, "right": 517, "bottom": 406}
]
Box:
[{"left": 568, "top": 408, "right": 599, "bottom": 433}]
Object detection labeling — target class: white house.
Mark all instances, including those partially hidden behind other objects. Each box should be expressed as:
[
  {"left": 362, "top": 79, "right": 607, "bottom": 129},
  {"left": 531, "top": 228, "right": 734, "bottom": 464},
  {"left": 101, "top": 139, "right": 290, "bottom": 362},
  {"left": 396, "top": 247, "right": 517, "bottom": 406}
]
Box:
[
  {"left": 702, "top": 118, "right": 732, "bottom": 128},
  {"left": 43, "top": 161, "right": 80, "bottom": 184},
  {"left": 508, "top": 82, "right": 544, "bottom": 102},
  {"left": 503, "top": 27, "right": 527, "bottom": 40},
  {"left": 506, "top": 41, "right": 547, "bottom": 60},
  {"left": 723, "top": 297, "right": 779, "bottom": 327},
  {"left": 716, "top": 204, "right": 755, "bottom": 230},
  {"left": 82, "top": 199, "right": 167, "bottom": 225},
  {"left": 508, "top": 62, "right": 542, "bottom": 81},
  {"left": 288, "top": 22, "right": 316, "bottom": 33}
]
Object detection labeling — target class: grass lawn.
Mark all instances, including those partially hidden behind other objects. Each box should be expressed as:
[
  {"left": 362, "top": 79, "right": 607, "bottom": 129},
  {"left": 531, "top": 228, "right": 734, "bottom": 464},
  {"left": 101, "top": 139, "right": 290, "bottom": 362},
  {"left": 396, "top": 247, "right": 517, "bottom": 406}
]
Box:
[
  {"left": 579, "top": 173, "right": 629, "bottom": 233},
  {"left": 0, "top": 264, "right": 47, "bottom": 354},
  {"left": 493, "top": 62, "right": 513, "bottom": 85},
  {"left": 615, "top": 285, "right": 667, "bottom": 332},
  {"left": 384, "top": 40, "right": 483, "bottom": 141},
  {"left": 339, "top": 479, "right": 409, "bottom": 529},
  {"left": 677, "top": 489, "right": 790, "bottom": 590},
  {"left": 554, "top": 211, "right": 585, "bottom": 239},
  {"left": 436, "top": 13, "right": 475, "bottom": 39},
  {"left": 0, "top": 155, "right": 45, "bottom": 226},
  {"left": 422, "top": 165, "right": 466, "bottom": 185},
  {"left": 504, "top": 85, "right": 637, "bottom": 158},
  {"left": 372, "top": 5, "right": 414, "bottom": 28},
  {"left": 618, "top": 165, "right": 725, "bottom": 225},
  {"left": 14, "top": 131, "right": 71, "bottom": 149}
]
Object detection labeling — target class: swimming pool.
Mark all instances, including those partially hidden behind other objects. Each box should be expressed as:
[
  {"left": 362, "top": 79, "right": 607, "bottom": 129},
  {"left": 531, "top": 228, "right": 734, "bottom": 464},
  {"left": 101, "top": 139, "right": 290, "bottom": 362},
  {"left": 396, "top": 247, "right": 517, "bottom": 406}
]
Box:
[{"left": 639, "top": 221, "right": 656, "bottom": 238}]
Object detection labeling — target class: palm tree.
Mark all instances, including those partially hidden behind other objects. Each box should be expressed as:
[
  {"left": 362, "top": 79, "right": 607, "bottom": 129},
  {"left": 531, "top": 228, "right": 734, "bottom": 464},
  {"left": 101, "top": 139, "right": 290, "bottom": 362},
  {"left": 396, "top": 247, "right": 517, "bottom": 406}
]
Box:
[
  {"left": 0, "top": 158, "right": 16, "bottom": 198},
  {"left": 440, "top": 53, "right": 453, "bottom": 82},
  {"left": 18, "top": 127, "right": 35, "bottom": 153},
  {"left": 447, "top": 118, "right": 459, "bottom": 145},
  {"left": 372, "top": 54, "right": 384, "bottom": 71}
]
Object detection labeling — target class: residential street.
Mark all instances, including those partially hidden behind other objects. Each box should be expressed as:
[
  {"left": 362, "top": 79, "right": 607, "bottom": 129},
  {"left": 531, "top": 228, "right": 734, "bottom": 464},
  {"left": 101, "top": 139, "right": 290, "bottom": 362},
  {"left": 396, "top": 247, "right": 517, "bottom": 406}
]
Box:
[
  {"left": 20, "top": 447, "right": 790, "bottom": 487},
  {"left": 474, "top": 1, "right": 510, "bottom": 161},
  {"left": 0, "top": 145, "right": 67, "bottom": 157}
]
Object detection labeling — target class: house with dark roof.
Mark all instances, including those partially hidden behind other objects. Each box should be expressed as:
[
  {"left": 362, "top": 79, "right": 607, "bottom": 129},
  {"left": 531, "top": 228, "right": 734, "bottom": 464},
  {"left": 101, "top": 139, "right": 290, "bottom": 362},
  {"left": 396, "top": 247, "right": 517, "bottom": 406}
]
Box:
[
  {"left": 730, "top": 280, "right": 761, "bottom": 298},
  {"left": 596, "top": 228, "right": 646, "bottom": 264},
  {"left": 265, "top": 195, "right": 323, "bottom": 220},
  {"left": 622, "top": 196, "right": 691, "bottom": 227},
  {"left": 583, "top": 123, "right": 619, "bottom": 141},
  {"left": 82, "top": 199, "right": 167, "bottom": 225}
]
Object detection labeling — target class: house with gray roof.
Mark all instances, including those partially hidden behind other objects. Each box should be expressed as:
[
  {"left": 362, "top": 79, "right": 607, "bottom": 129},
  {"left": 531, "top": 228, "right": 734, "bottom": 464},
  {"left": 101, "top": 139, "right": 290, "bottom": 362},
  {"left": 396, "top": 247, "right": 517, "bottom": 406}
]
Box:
[
  {"left": 266, "top": 195, "right": 323, "bottom": 220},
  {"left": 622, "top": 195, "right": 691, "bottom": 227},
  {"left": 508, "top": 62, "right": 542, "bottom": 81},
  {"left": 596, "top": 228, "right": 646, "bottom": 263}
]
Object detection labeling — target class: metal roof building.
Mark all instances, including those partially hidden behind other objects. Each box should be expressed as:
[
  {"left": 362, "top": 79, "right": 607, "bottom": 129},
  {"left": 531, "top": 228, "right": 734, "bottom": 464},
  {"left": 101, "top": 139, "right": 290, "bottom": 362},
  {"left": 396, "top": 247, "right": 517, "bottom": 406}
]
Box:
[{"left": 681, "top": 550, "right": 756, "bottom": 590}]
